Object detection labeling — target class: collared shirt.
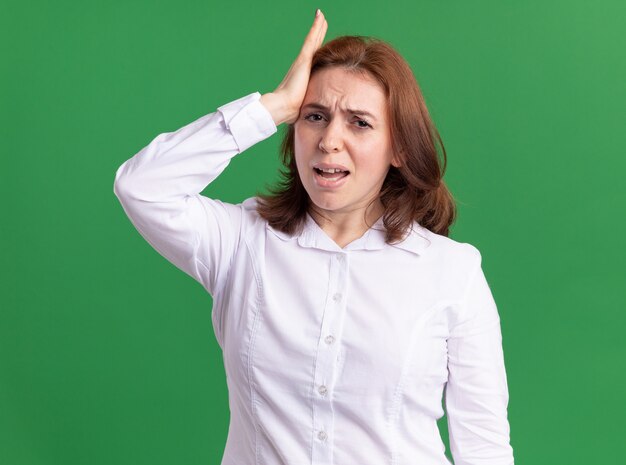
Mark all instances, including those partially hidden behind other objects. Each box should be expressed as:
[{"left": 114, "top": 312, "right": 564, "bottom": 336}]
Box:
[{"left": 113, "top": 92, "right": 514, "bottom": 465}]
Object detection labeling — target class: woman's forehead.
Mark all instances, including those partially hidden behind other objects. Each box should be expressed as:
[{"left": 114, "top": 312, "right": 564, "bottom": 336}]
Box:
[{"left": 305, "top": 68, "right": 386, "bottom": 114}]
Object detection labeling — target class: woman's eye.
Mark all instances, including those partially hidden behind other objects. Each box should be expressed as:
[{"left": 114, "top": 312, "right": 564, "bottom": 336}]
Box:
[
  {"left": 304, "top": 113, "right": 324, "bottom": 122},
  {"left": 304, "top": 113, "right": 371, "bottom": 129}
]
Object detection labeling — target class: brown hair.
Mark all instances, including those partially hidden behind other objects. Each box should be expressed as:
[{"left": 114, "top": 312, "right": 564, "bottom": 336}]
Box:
[{"left": 255, "top": 35, "right": 456, "bottom": 242}]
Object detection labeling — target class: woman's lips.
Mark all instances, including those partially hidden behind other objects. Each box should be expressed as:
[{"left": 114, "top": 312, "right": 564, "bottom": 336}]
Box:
[
  {"left": 313, "top": 168, "right": 350, "bottom": 188},
  {"left": 313, "top": 162, "right": 350, "bottom": 172}
]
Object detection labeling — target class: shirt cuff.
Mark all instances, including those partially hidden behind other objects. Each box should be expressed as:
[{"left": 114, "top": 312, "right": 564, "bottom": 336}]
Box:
[{"left": 217, "top": 92, "right": 278, "bottom": 153}]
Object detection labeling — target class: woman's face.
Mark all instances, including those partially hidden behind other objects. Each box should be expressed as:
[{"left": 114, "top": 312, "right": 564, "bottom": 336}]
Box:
[{"left": 294, "top": 67, "right": 400, "bottom": 219}]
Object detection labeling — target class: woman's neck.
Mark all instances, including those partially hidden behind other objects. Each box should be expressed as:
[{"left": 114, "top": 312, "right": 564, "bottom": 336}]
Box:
[{"left": 308, "top": 200, "right": 384, "bottom": 249}]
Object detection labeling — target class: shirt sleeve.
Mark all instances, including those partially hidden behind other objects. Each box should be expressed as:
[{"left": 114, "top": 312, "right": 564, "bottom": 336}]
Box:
[
  {"left": 445, "top": 249, "right": 515, "bottom": 465},
  {"left": 113, "top": 91, "right": 277, "bottom": 296}
]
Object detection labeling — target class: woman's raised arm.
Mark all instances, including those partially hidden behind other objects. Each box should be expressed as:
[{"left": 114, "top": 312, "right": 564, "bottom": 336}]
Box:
[
  {"left": 112, "top": 10, "right": 327, "bottom": 296},
  {"left": 113, "top": 93, "right": 275, "bottom": 295}
]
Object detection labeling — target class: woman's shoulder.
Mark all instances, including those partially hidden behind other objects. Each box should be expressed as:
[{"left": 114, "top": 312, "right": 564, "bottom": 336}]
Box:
[
  {"left": 412, "top": 221, "right": 482, "bottom": 267},
  {"left": 238, "top": 196, "right": 270, "bottom": 229},
  {"left": 241, "top": 196, "right": 260, "bottom": 212},
  {"left": 226, "top": 196, "right": 264, "bottom": 225}
]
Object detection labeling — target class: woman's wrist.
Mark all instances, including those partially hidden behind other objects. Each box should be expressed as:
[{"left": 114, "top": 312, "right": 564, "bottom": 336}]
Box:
[{"left": 259, "top": 92, "right": 296, "bottom": 126}]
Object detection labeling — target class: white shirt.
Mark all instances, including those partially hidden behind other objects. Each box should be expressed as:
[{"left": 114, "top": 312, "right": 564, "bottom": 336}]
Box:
[{"left": 113, "top": 91, "right": 514, "bottom": 465}]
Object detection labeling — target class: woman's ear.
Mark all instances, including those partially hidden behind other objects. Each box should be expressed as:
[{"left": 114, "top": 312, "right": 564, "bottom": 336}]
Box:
[{"left": 391, "top": 151, "right": 402, "bottom": 168}]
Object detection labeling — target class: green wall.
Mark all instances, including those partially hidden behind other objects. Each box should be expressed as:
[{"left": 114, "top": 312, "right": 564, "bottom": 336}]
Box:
[{"left": 2, "top": 1, "right": 625, "bottom": 464}]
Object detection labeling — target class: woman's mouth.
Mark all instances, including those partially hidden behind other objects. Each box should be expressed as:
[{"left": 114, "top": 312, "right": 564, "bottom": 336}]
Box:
[{"left": 313, "top": 167, "right": 350, "bottom": 188}]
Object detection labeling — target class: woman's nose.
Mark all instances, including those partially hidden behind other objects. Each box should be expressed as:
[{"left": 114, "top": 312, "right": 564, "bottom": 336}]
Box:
[{"left": 319, "top": 120, "right": 344, "bottom": 153}]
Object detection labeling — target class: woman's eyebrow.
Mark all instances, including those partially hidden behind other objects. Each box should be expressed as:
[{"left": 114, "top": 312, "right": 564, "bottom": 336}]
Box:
[{"left": 301, "top": 102, "right": 378, "bottom": 121}]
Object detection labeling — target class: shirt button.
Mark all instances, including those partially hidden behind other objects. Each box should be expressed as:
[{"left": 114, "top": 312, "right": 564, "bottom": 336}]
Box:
[
  {"left": 318, "top": 385, "right": 328, "bottom": 396},
  {"left": 324, "top": 335, "right": 335, "bottom": 345},
  {"left": 318, "top": 430, "right": 327, "bottom": 441},
  {"left": 333, "top": 292, "right": 342, "bottom": 302},
  {"left": 335, "top": 254, "right": 344, "bottom": 262}
]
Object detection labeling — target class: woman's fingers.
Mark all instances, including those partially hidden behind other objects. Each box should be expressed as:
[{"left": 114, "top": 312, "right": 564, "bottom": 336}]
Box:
[
  {"left": 314, "top": 17, "right": 328, "bottom": 53},
  {"left": 316, "top": 12, "right": 328, "bottom": 47},
  {"left": 259, "top": 10, "right": 328, "bottom": 126},
  {"left": 300, "top": 9, "right": 326, "bottom": 59}
]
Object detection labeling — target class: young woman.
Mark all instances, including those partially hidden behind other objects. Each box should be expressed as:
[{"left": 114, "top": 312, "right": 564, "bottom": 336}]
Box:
[{"left": 114, "top": 9, "right": 514, "bottom": 465}]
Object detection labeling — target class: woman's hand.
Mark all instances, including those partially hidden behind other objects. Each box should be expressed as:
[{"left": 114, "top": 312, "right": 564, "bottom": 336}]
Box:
[{"left": 260, "top": 9, "right": 328, "bottom": 126}]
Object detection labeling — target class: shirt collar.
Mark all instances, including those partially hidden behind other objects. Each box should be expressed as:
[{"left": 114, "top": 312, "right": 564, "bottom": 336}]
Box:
[{"left": 266, "top": 212, "right": 431, "bottom": 255}]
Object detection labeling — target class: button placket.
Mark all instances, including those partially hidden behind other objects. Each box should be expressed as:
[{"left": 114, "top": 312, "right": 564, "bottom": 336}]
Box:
[{"left": 311, "top": 252, "right": 348, "bottom": 463}]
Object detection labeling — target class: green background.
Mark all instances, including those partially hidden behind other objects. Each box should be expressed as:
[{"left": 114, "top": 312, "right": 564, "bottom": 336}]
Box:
[{"left": 2, "top": 1, "right": 625, "bottom": 464}]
